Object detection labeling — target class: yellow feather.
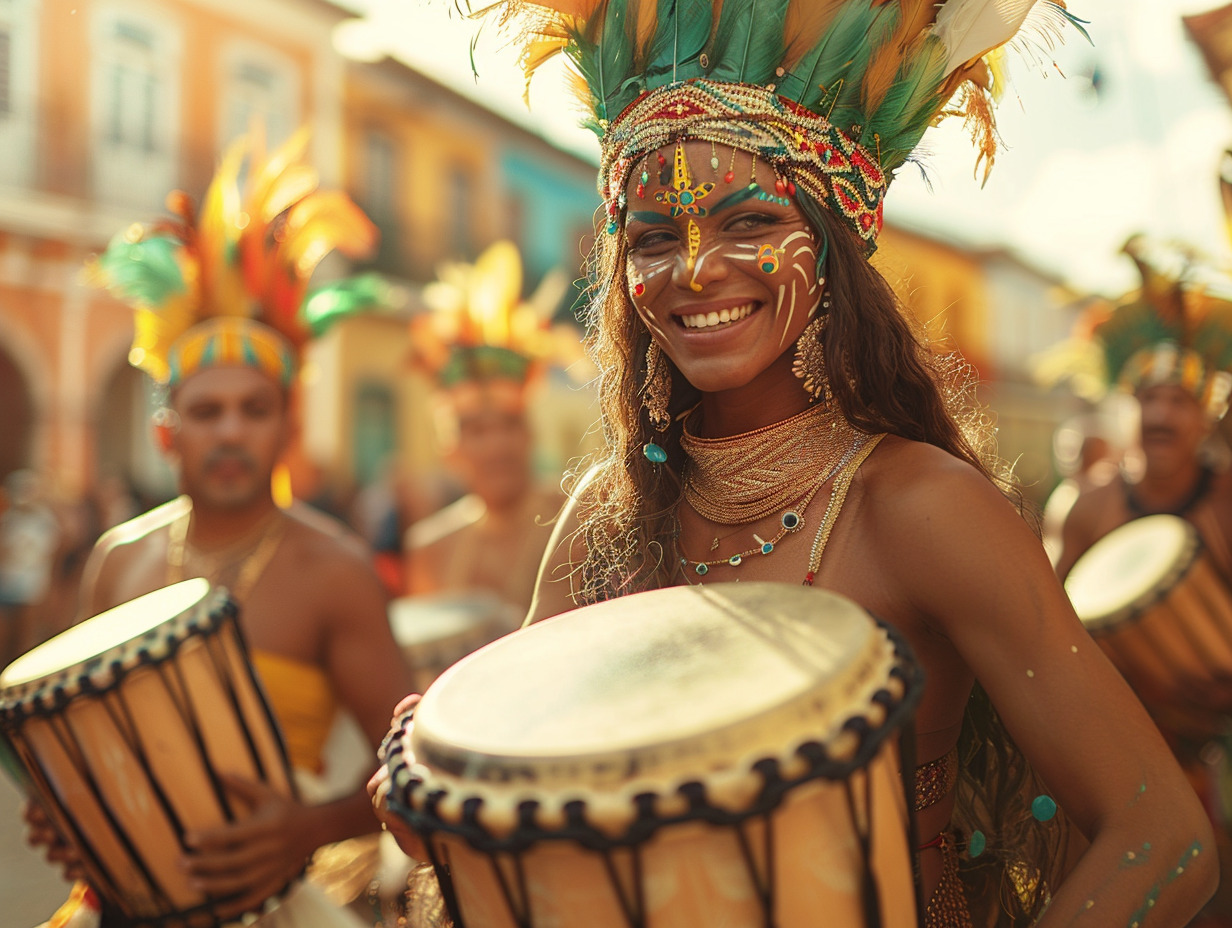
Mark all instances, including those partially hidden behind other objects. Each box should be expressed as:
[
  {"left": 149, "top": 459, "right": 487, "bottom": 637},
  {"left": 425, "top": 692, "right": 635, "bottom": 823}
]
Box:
[
  {"left": 522, "top": 33, "right": 572, "bottom": 103},
  {"left": 197, "top": 138, "right": 249, "bottom": 316},
  {"left": 861, "top": 42, "right": 903, "bottom": 114},
  {"left": 783, "top": 0, "right": 846, "bottom": 69},
  {"left": 279, "top": 191, "right": 378, "bottom": 277}
]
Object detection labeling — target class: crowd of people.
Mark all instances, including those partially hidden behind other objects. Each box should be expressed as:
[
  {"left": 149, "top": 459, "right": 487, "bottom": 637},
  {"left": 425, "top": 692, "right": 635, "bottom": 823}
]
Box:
[{"left": 9, "top": 1, "right": 1232, "bottom": 927}]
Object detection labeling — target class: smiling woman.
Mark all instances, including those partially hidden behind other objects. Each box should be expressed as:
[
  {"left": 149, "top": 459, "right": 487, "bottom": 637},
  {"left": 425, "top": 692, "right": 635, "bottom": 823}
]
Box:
[{"left": 366, "top": 2, "right": 1224, "bottom": 927}]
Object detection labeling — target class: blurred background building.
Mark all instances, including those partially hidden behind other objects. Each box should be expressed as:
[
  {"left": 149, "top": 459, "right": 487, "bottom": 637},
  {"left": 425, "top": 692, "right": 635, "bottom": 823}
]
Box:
[{"left": 0, "top": 0, "right": 1229, "bottom": 622}]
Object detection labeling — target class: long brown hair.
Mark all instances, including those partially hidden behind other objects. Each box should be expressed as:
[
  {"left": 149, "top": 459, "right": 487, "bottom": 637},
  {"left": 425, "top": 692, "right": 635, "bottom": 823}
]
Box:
[
  {"left": 559, "top": 186, "right": 1063, "bottom": 925},
  {"left": 561, "top": 189, "right": 1018, "bottom": 602}
]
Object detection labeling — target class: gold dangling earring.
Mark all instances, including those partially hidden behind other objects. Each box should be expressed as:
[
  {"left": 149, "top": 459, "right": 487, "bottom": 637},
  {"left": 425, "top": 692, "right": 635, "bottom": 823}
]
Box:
[
  {"left": 643, "top": 339, "right": 672, "bottom": 430},
  {"left": 792, "top": 291, "right": 833, "bottom": 403}
]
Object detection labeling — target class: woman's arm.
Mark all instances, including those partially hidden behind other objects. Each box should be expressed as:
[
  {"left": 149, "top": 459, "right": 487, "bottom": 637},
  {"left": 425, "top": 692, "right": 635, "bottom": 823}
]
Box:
[
  {"left": 878, "top": 444, "right": 1216, "bottom": 927},
  {"left": 525, "top": 468, "right": 600, "bottom": 626}
]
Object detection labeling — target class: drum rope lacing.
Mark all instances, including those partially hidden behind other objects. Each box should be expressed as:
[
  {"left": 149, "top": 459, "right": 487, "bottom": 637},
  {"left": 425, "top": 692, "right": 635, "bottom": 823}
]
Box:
[
  {"left": 383, "top": 618, "right": 925, "bottom": 928},
  {"left": 0, "top": 592, "right": 304, "bottom": 927}
]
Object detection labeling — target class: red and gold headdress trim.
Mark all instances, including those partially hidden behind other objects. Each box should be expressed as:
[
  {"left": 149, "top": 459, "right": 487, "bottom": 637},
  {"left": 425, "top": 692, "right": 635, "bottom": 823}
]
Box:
[{"left": 601, "top": 80, "right": 887, "bottom": 246}]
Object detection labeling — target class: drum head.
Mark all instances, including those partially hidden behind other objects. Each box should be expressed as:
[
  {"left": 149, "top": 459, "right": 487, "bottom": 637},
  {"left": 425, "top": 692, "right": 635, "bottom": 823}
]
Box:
[
  {"left": 412, "top": 582, "right": 898, "bottom": 790},
  {"left": 1065, "top": 514, "right": 1198, "bottom": 630},
  {"left": 0, "top": 578, "right": 212, "bottom": 689},
  {"left": 388, "top": 593, "right": 519, "bottom": 647}
]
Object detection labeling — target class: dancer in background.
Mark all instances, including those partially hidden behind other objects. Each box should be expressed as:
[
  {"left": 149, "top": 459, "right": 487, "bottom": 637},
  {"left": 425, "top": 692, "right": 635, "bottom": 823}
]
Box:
[
  {"left": 1046, "top": 236, "right": 1232, "bottom": 926},
  {"left": 25, "top": 128, "right": 413, "bottom": 928},
  {"left": 405, "top": 241, "right": 574, "bottom": 614}
]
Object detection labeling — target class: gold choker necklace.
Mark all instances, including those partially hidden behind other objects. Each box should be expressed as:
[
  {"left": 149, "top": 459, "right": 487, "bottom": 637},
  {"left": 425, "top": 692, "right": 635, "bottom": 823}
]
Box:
[
  {"left": 166, "top": 504, "right": 287, "bottom": 601},
  {"left": 681, "top": 404, "right": 856, "bottom": 524}
]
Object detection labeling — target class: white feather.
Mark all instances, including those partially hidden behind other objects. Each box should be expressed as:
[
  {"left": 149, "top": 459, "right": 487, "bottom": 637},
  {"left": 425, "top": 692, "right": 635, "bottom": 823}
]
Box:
[{"left": 931, "top": 0, "right": 1041, "bottom": 75}]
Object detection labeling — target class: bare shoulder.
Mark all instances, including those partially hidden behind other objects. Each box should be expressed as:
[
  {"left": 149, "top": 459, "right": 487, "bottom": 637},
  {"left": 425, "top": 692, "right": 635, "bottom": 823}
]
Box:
[
  {"left": 857, "top": 435, "right": 1013, "bottom": 520},
  {"left": 93, "top": 496, "right": 189, "bottom": 557},
  {"left": 81, "top": 496, "right": 190, "bottom": 614},
  {"left": 1064, "top": 475, "right": 1123, "bottom": 527},
  {"left": 526, "top": 466, "right": 603, "bottom": 626},
  {"left": 406, "top": 495, "right": 486, "bottom": 551},
  {"left": 281, "top": 501, "right": 373, "bottom": 575}
]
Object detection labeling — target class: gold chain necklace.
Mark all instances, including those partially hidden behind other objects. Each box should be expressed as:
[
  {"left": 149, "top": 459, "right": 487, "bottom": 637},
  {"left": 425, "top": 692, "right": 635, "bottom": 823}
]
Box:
[
  {"left": 681, "top": 404, "right": 856, "bottom": 524},
  {"left": 677, "top": 432, "right": 866, "bottom": 577},
  {"left": 166, "top": 504, "right": 287, "bottom": 602}
]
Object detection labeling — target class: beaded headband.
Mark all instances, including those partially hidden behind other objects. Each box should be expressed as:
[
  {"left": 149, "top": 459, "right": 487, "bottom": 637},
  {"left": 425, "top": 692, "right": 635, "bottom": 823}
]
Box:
[
  {"left": 601, "top": 80, "right": 886, "bottom": 248},
  {"left": 166, "top": 317, "right": 296, "bottom": 389},
  {"left": 1035, "top": 237, "right": 1232, "bottom": 420}
]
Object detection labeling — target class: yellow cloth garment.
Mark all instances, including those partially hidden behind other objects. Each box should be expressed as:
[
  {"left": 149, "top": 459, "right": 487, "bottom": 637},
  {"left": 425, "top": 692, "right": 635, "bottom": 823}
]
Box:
[{"left": 251, "top": 650, "right": 337, "bottom": 774}]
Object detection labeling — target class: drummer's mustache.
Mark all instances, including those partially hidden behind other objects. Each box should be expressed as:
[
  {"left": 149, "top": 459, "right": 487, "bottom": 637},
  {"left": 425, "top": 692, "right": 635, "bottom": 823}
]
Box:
[
  {"left": 204, "top": 448, "right": 257, "bottom": 470},
  {"left": 1141, "top": 426, "right": 1179, "bottom": 442}
]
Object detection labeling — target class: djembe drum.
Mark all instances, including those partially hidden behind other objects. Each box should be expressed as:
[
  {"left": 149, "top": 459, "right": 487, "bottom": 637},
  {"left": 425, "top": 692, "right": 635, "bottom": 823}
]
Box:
[
  {"left": 0, "top": 578, "right": 297, "bottom": 927},
  {"left": 389, "top": 593, "right": 522, "bottom": 694},
  {"left": 1066, "top": 514, "right": 1232, "bottom": 726},
  {"left": 384, "top": 582, "right": 923, "bottom": 928}
]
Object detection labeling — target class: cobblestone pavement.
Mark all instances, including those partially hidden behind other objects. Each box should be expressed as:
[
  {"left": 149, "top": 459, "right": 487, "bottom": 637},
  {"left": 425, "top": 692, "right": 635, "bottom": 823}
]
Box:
[{"left": 0, "top": 775, "right": 69, "bottom": 927}]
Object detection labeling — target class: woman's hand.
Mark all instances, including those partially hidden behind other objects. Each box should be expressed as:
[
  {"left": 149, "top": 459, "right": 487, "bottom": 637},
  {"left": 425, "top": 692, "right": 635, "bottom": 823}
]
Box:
[{"left": 369, "top": 693, "right": 428, "bottom": 861}]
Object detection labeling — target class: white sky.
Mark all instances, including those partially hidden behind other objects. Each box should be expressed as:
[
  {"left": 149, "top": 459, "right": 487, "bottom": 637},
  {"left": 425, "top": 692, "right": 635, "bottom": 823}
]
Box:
[{"left": 333, "top": 0, "right": 1232, "bottom": 295}]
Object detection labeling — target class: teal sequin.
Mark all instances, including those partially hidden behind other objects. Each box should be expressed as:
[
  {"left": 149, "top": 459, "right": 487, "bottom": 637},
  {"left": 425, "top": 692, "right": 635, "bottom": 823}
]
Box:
[
  {"left": 643, "top": 442, "right": 667, "bottom": 463},
  {"left": 968, "top": 830, "right": 986, "bottom": 858},
  {"left": 1031, "top": 795, "right": 1057, "bottom": 822}
]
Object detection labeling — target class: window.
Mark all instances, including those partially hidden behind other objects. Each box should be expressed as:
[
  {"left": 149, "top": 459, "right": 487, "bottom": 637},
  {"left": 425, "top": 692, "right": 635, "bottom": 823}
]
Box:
[
  {"left": 91, "top": 4, "right": 180, "bottom": 208},
  {"left": 360, "top": 129, "right": 405, "bottom": 274},
  {"left": 363, "top": 129, "right": 397, "bottom": 221},
  {"left": 353, "top": 382, "right": 397, "bottom": 488},
  {"left": 218, "top": 42, "right": 299, "bottom": 153},
  {"left": 449, "top": 168, "right": 474, "bottom": 259},
  {"left": 0, "top": 0, "right": 37, "bottom": 187}
]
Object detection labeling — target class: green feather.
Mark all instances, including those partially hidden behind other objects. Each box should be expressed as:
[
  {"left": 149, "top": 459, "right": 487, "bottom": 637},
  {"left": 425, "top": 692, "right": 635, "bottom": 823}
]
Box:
[
  {"left": 566, "top": 0, "right": 639, "bottom": 128},
  {"left": 778, "top": 0, "right": 895, "bottom": 113},
  {"left": 1097, "top": 300, "right": 1181, "bottom": 382},
  {"left": 302, "top": 273, "right": 395, "bottom": 337},
  {"left": 862, "top": 37, "right": 948, "bottom": 170},
  {"left": 641, "top": 0, "right": 713, "bottom": 88},
  {"left": 705, "top": 0, "right": 790, "bottom": 85},
  {"left": 97, "top": 235, "right": 186, "bottom": 307}
]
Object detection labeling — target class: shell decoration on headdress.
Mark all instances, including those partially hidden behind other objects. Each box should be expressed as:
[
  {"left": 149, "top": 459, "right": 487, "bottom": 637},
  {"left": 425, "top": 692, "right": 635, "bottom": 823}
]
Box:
[
  {"left": 411, "top": 239, "right": 579, "bottom": 390},
  {"left": 1034, "top": 236, "right": 1232, "bottom": 419},
  {"left": 87, "top": 127, "right": 379, "bottom": 385},
  {"left": 471, "top": 0, "right": 1089, "bottom": 249}
]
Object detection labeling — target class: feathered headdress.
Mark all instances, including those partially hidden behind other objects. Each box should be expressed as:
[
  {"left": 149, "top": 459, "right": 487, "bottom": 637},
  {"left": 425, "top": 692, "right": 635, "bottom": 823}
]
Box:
[
  {"left": 411, "top": 239, "right": 575, "bottom": 394},
  {"left": 475, "top": 0, "right": 1088, "bottom": 249},
  {"left": 1034, "top": 236, "right": 1232, "bottom": 419},
  {"left": 87, "top": 127, "right": 379, "bottom": 386}
]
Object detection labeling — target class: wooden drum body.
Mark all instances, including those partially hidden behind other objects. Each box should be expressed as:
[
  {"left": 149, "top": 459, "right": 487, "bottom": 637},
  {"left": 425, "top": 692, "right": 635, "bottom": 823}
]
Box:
[
  {"left": 1066, "top": 514, "right": 1232, "bottom": 717},
  {"left": 385, "top": 582, "right": 923, "bottom": 928},
  {"left": 0, "top": 578, "right": 296, "bottom": 927}
]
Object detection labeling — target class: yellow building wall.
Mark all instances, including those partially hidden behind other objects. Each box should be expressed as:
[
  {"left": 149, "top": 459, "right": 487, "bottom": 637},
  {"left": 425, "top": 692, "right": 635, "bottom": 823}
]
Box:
[{"left": 873, "top": 226, "right": 990, "bottom": 371}]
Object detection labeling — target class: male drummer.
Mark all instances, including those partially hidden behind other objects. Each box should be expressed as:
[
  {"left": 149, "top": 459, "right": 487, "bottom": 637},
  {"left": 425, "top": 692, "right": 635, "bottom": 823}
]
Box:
[
  {"left": 23, "top": 132, "right": 413, "bottom": 927},
  {"left": 1055, "top": 241, "right": 1232, "bottom": 614},
  {"left": 1053, "top": 239, "right": 1232, "bottom": 926},
  {"left": 404, "top": 242, "right": 569, "bottom": 613}
]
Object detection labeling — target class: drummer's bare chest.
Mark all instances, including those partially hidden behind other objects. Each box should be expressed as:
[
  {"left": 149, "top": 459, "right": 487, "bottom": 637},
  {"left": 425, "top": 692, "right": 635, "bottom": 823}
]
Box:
[{"left": 102, "top": 532, "right": 327, "bottom": 662}]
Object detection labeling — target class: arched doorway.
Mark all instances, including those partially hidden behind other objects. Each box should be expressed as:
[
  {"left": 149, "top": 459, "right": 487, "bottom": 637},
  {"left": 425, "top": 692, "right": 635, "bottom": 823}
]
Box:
[
  {"left": 96, "top": 363, "right": 175, "bottom": 506},
  {"left": 0, "top": 343, "right": 33, "bottom": 481}
]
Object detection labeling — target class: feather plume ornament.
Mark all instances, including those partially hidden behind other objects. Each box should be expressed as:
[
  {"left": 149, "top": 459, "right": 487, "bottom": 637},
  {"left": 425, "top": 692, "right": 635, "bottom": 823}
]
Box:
[
  {"left": 471, "top": 0, "right": 1088, "bottom": 246},
  {"left": 88, "top": 127, "right": 378, "bottom": 384},
  {"left": 411, "top": 240, "right": 581, "bottom": 389},
  {"left": 1033, "top": 236, "right": 1232, "bottom": 418}
]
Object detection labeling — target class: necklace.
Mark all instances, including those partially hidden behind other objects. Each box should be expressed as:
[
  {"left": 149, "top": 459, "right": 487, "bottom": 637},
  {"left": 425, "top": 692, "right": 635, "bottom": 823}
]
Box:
[
  {"left": 677, "top": 433, "right": 866, "bottom": 577},
  {"left": 681, "top": 403, "right": 855, "bottom": 524},
  {"left": 166, "top": 503, "right": 287, "bottom": 602}
]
